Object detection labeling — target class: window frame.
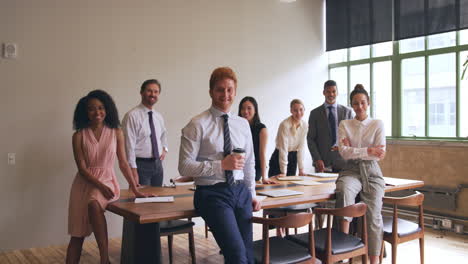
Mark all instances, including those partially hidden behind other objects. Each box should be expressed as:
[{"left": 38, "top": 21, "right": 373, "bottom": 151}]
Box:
[{"left": 328, "top": 30, "right": 468, "bottom": 141}]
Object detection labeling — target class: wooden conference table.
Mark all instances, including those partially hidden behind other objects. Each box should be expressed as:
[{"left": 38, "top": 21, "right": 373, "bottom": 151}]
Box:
[{"left": 108, "top": 176, "right": 424, "bottom": 264}]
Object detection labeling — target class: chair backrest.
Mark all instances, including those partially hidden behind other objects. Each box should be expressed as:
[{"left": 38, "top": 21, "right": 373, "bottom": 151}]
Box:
[
  {"left": 314, "top": 202, "right": 367, "bottom": 218},
  {"left": 252, "top": 212, "right": 313, "bottom": 228},
  {"left": 384, "top": 191, "right": 425, "bottom": 230},
  {"left": 313, "top": 203, "right": 369, "bottom": 262},
  {"left": 383, "top": 191, "right": 424, "bottom": 207}
]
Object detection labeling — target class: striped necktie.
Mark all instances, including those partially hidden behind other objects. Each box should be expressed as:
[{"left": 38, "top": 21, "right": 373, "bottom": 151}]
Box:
[{"left": 222, "top": 114, "right": 234, "bottom": 185}]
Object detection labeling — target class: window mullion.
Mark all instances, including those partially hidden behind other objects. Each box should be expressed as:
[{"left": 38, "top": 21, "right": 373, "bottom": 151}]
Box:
[
  {"left": 456, "top": 32, "right": 461, "bottom": 137},
  {"left": 425, "top": 36, "right": 429, "bottom": 137},
  {"left": 370, "top": 44, "right": 374, "bottom": 118},
  {"left": 347, "top": 48, "right": 351, "bottom": 107},
  {"left": 393, "top": 41, "right": 401, "bottom": 137}
]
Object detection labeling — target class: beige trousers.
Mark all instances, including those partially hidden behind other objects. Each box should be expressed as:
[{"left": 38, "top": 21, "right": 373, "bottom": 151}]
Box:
[{"left": 335, "top": 160, "right": 385, "bottom": 256}]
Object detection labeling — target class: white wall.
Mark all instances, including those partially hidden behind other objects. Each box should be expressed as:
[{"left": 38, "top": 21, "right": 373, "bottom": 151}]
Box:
[{"left": 0, "top": 0, "right": 327, "bottom": 251}]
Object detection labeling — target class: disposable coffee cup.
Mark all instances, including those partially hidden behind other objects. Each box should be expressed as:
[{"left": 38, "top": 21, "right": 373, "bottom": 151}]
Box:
[{"left": 232, "top": 148, "right": 245, "bottom": 157}]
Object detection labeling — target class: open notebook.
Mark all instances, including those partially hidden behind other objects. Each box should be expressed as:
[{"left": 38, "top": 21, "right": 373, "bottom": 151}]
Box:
[{"left": 257, "top": 189, "right": 304, "bottom": 197}]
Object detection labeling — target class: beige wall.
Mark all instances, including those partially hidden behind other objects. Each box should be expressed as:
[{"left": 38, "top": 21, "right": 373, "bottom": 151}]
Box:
[
  {"left": 380, "top": 142, "right": 468, "bottom": 218},
  {"left": 0, "top": 0, "right": 327, "bottom": 250}
]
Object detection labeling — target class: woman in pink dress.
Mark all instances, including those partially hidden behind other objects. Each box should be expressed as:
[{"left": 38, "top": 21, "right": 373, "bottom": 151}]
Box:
[{"left": 66, "top": 90, "right": 147, "bottom": 264}]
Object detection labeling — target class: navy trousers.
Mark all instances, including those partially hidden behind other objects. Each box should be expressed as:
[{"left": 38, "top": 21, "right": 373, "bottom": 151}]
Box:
[
  {"left": 194, "top": 183, "right": 254, "bottom": 264},
  {"left": 136, "top": 158, "right": 164, "bottom": 187}
]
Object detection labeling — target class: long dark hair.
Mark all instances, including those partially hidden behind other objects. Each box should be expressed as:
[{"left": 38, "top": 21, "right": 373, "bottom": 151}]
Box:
[
  {"left": 238, "top": 96, "right": 261, "bottom": 126},
  {"left": 73, "top": 90, "right": 121, "bottom": 130}
]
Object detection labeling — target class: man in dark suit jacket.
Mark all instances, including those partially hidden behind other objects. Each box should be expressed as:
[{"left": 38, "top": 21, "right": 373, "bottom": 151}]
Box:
[{"left": 307, "top": 80, "right": 353, "bottom": 172}]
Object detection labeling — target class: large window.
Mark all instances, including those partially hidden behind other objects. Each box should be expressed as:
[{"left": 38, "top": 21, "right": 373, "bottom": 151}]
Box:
[
  {"left": 401, "top": 57, "right": 425, "bottom": 137},
  {"left": 328, "top": 30, "right": 468, "bottom": 140},
  {"left": 329, "top": 67, "right": 348, "bottom": 106},
  {"left": 461, "top": 51, "right": 468, "bottom": 137},
  {"left": 373, "top": 61, "right": 392, "bottom": 135}
]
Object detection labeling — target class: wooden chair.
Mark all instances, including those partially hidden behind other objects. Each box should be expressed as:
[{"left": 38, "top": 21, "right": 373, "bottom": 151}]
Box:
[
  {"left": 252, "top": 213, "right": 320, "bottom": 264},
  {"left": 159, "top": 219, "right": 196, "bottom": 264},
  {"left": 263, "top": 203, "right": 322, "bottom": 235},
  {"left": 379, "top": 192, "right": 424, "bottom": 264},
  {"left": 287, "top": 203, "right": 368, "bottom": 264},
  {"left": 206, "top": 204, "right": 322, "bottom": 238}
]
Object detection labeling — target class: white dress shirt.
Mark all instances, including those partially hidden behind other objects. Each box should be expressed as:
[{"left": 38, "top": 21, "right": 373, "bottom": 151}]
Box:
[
  {"left": 338, "top": 117, "right": 386, "bottom": 161},
  {"left": 122, "top": 104, "right": 168, "bottom": 168},
  {"left": 178, "top": 106, "right": 256, "bottom": 198},
  {"left": 275, "top": 116, "right": 308, "bottom": 174}
]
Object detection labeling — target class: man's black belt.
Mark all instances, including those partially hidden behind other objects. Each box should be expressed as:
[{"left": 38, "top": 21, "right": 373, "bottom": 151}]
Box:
[
  {"left": 197, "top": 180, "right": 244, "bottom": 189},
  {"left": 136, "top": 157, "right": 157, "bottom": 161}
]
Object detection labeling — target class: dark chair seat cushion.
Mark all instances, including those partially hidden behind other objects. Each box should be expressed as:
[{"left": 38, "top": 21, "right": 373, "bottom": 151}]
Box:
[
  {"left": 383, "top": 216, "right": 421, "bottom": 237},
  {"left": 159, "top": 220, "right": 194, "bottom": 233},
  {"left": 253, "top": 236, "right": 312, "bottom": 264},
  {"left": 265, "top": 203, "right": 318, "bottom": 213},
  {"left": 287, "top": 229, "right": 364, "bottom": 255}
]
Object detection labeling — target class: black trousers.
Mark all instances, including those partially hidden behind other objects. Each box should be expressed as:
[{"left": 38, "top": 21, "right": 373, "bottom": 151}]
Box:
[{"left": 268, "top": 149, "right": 297, "bottom": 176}]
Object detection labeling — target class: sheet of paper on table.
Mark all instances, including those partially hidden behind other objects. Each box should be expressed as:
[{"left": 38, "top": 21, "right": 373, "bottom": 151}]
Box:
[
  {"left": 292, "top": 180, "right": 322, "bottom": 186},
  {"left": 308, "top": 172, "right": 339, "bottom": 178},
  {"left": 384, "top": 177, "right": 413, "bottom": 186},
  {"left": 257, "top": 189, "right": 304, "bottom": 197},
  {"left": 134, "top": 196, "right": 175, "bottom": 203},
  {"left": 277, "top": 176, "right": 303, "bottom": 181}
]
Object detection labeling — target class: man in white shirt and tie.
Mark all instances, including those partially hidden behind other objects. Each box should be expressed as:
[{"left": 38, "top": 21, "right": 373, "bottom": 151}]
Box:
[
  {"left": 179, "top": 67, "right": 261, "bottom": 263},
  {"left": 122, "top": 79, "right": 168, "bottom": 187}
]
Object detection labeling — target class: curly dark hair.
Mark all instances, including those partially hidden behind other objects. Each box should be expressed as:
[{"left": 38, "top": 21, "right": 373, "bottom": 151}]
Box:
[
  {"left": 238, "top": 96, "right": 261, "bottom": 126},
  {"left": 73, "top": 90, "right": 121, "bottom": 130}
]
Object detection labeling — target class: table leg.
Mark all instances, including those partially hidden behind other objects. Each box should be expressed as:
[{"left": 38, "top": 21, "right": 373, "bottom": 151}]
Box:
[{"left": 120, "top": 219, "right": 161, "bottom": 264}]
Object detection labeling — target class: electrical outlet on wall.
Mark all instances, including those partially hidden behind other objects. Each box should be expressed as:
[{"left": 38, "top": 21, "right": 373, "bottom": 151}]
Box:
[
  {"left": 8, "top": 153, "right": 16, "bottom": 165},
  {"left": 3, "top": 43, "right": 18, "bottom": 58}
]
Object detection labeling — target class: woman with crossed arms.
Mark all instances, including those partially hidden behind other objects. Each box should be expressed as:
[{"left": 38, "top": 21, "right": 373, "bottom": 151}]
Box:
[{"left": 336, "top": 84, "right": 386, "bottom": 264}]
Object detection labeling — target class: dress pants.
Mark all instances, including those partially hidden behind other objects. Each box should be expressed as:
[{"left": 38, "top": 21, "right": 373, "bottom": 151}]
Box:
[
  {"left": 335, "top": 160, "right": 385, "bottom": 256},
  {"left": 194, "top": 183, "right": 254, "bottom": 264},
  {"left": 136, "top": 158, "right": 164, "bottom": 187}
]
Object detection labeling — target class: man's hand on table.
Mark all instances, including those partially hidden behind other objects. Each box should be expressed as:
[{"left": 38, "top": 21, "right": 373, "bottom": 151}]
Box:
[
  {"left": 314, "top": 160, "right": 325, "bottom": 172},
  {"left": 131, "top": 186, "right": 156, "bottom": 198}
]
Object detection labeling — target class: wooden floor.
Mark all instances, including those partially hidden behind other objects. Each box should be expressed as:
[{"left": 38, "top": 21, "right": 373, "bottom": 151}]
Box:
[{"left": 1, "top": 224, "right": 467, "bottom": 264}]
